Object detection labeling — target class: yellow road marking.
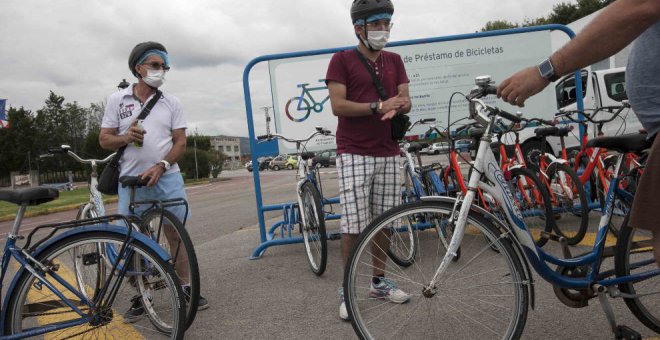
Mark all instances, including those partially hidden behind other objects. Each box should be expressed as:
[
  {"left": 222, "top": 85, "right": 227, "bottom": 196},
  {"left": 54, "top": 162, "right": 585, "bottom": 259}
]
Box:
[{"left": 12, "top": 256, "right": 145, "bottom": 339}]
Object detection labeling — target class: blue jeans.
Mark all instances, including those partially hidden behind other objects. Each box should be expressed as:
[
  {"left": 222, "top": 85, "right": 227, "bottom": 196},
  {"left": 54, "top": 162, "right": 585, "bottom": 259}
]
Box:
[{"left": 117, "top": 172, "right": 190, "bottom": 222}]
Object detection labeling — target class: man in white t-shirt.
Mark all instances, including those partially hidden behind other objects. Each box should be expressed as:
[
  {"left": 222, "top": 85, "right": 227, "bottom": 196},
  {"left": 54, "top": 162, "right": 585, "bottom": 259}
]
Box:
[{"left": 99, "top": 41, "right": 208, "bottom": 319}]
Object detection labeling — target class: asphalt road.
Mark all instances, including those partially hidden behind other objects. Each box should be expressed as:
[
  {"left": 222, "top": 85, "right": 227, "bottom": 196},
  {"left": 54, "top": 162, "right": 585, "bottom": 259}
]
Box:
[{"left": 1, "top": 154, "right": 658, "bottom": 339}]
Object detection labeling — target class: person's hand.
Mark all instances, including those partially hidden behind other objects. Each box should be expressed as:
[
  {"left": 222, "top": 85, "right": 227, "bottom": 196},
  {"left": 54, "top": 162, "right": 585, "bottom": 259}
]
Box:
[
  {"left": 379, "top": 92, "right": 409, "bottom": 120},
  {"left": 140, "top": 164, "right": 165, "bottom": 187},
  {"left": 126, "top": 120, "right": 146, "bottom": 145},
  {"left": 497, "top": 66, "right": 550, "bottom": 107}
]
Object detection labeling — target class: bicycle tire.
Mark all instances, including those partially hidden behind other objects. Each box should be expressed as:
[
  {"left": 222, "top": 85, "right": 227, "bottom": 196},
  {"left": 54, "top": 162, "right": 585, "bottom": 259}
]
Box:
[
  {"left": 4, "top": 231, "right": 186, "bottom": 339},
  {"left": 614, "top": 217, "right": 660, "bottom": 333},
  {"left": 284, "top": 96, "right": 312, "bottom": 122},
  {"left": 299, "top": 181, "right": 327, "bottom": 276},
  {"left": 545, "top": 162, "right": 589, "bottom": 245},
  {"left": 509, "top": 167, "right": 554, "bottom": 247},
  {"left": 344, "top": 199, "right": 529, "bottom": 340},
  {"left": 141, "top": 209, "right": 200, "bottom": 329}
]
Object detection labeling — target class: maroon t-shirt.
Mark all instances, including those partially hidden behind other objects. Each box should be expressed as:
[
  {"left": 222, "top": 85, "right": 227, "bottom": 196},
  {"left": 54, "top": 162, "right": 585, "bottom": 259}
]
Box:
[{"left": 325, "top": 49, "right": 409, "bottom": 157}]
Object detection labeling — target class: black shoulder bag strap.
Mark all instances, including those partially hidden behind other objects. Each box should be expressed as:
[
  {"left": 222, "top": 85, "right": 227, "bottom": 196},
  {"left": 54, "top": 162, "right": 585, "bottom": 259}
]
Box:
[
  {"left": 354, "top": 48, "right": 388, "bottom": 101},
  {"left": 111, "top": 89, "right": 162, "bottom": 163}
]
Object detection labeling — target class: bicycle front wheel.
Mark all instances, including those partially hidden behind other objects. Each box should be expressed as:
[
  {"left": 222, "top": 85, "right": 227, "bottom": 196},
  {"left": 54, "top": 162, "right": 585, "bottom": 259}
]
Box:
[
  {"left": 299, "top": 181, "right": 327, "bottom": 276},
  {"left": 141, "top": 209, "right": 200, "bottom": 329},
  {"left": 4, "top": 231, "right": 186, "bottom": 339},
  {"left": 615, "top": 220, "right": 660, "bottom": 333},
  {"left": 344, "top": 200, "right": 529, "bottom": 340}
]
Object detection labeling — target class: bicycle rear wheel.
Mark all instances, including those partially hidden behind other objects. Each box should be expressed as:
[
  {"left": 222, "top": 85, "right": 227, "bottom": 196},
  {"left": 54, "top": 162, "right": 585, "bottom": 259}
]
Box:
[
  {"left": 141, "top": 209, "right": 200, "bottom": 329},
  {"left": 545, "top": 162, "right": 589, "bottom": 245},
  {"left": 509, "top": 167, "right": 554, "bottom": 247},
  {"left": 614, "top": 219, "right": 660, "bottom": 333},
  {"left": 4, "top": 231, "right": 186, "bottom": 339},
  {"left": 299, "top": 181, "right": 327, "bottom": 276},
  {"left": 344, "top": 200, "right": 529, "bottom": 340}
]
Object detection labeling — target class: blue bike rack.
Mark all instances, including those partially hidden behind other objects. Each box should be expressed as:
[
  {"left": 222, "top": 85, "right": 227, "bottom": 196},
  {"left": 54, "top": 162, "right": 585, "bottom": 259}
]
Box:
[{"left": 243, "top": 24, "right": 581, "bottom": 259}]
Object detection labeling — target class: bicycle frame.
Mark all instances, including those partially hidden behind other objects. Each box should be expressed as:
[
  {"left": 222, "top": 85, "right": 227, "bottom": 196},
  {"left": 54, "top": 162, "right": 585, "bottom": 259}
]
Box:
[
  {"left": 432, "top": 100, "right": 659, "bottom": 291},
  {"left": 0, "top": 219, "right": 143, "bottom": 339}
]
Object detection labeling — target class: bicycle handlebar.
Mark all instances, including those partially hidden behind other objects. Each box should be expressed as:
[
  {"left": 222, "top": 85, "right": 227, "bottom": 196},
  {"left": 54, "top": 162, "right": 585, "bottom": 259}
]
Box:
[
  {"left": 43, "top": 145, "right": 116, "bottom": 165},
  {"left": 555, "top": 103, "right": 629, "bottom": 125},
  {"left": 257, "top": 126, "right": 333, "bottom": 143}
]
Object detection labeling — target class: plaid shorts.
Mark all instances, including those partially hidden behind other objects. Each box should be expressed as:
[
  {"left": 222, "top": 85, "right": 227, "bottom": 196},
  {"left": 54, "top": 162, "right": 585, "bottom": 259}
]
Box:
[{"left": 337, "top": 154, "right": 400, "bottom": 234}]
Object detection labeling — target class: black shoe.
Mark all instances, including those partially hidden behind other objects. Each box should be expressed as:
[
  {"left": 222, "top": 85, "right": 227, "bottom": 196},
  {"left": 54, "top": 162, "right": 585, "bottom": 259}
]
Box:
[
  {"left": 123, "top": 295, "right": 145, "bottom": 323},
  {"left": 184, "top": 286, "right": 209, "bottom": 311}
]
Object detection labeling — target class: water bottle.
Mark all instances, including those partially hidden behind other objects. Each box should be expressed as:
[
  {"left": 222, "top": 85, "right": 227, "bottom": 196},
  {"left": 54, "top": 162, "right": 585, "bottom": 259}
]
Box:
[{"left": 133, "top": 119, "right": 145, "bottom": 147}]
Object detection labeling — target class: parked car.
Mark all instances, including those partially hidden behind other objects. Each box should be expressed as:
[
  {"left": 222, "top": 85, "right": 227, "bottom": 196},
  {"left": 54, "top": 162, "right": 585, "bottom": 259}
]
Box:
[
  {"left": 246, "top": 157, "right": 272, "bottom": 172},
  {"left": 454, "top": 140, "right": 472, "bottom": 152},
  {"left": 425, "top": 142, "right": 450, "bottom": 155},
  {"left": 312, "top": 150, "right": 336, "bottom": 168},
  {"left": 269, "top": 155, "right": 297, "bottom": 170}
]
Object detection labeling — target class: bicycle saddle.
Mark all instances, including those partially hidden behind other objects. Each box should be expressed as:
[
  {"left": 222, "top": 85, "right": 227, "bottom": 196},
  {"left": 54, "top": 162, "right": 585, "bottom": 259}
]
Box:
[
  {"left": 585, "top": 133, "right": 653, "bottom": 154},
  {"left": 534, "top": 126, "right": 571, "bottom": 138},
  {"left": 406, "top": 142, "right": 428, "bottom": 153},
  {"left": 300, "top": 152, "right": 315, "bottom": 160},
  {"left": 119, "top": 176, "right": 151, "bottom": 188},
  {"left": 0, "top": 187, "right": 59, "bottom": 206}
]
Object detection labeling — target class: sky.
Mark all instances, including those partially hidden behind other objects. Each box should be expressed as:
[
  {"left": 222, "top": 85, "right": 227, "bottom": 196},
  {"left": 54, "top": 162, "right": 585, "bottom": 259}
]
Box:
[{"left": 0, "top": 0, "right": 570, "bottom": 137}]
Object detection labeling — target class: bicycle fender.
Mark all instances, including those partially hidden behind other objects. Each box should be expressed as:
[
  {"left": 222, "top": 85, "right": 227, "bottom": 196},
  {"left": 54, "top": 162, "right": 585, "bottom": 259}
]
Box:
[
  {"left": 1, "top": 224, "right": 171, "bottom": 326},
  {"left": 507, "top": 164, "right": 526, "bottom": 171},
  {"left": 419, "top": 196, "right": 536, "bottom": 310},
  {"left": 545, "top": 153, "right": 568, "bottom": 166}
]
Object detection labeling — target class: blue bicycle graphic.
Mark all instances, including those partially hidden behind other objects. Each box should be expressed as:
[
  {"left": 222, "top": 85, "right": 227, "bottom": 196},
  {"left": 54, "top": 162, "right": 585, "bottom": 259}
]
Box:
[{"left": 285, "top": 79, "right": 330, "bottom": 122}]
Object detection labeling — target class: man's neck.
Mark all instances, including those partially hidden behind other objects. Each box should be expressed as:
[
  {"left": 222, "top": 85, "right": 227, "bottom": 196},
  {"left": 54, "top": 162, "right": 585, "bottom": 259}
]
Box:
[
  {"left": 133, "top": 81, "right": 157, "bottom": 104},
  {"left": 357, "top": 43, "right": 382, "bottom": 62}
]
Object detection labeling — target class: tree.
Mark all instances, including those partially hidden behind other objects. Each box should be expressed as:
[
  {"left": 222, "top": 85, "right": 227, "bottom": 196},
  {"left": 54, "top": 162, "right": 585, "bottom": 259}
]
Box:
[
  {"left": 480, "top": 0, "right": 611, "bottom": 31},
  {"left": 209, "top": 150, "right": 227, "bottom": 178},
  {"left": 481, "top": 20, "right": 518, "bottom": 32},
  {"left": 179, "top": 149, "right": 210, "bottom": 179},
  {"left": 186, "top": 135, "right": 211, "bottom": 152},
  {"left": 0, "top": 107, "right": 37, "bottom": 177}
]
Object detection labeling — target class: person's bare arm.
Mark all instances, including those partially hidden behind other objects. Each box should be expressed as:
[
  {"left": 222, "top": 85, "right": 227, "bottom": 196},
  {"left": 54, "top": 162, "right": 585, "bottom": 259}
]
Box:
[
  {"left": 327, "top": 81, "right": 408, "bottom": 117},
  {"left": 140, "top": 128, "right": 186, "bottom": 187},
  {"left": 498, "top": 0, "right": 660, "bottom": 107},
  {"left": 380, "top": 83, "right": 412, "bottom": 120},
  {"left": 99, "top": 120, "right": 144, "bottom": 151}
]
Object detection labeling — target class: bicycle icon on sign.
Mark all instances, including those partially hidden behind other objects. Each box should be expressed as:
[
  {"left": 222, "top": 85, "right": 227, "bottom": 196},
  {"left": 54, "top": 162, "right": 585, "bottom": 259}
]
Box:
[{"left": 285, "top": 79, "right": 330, "bottom": 122}]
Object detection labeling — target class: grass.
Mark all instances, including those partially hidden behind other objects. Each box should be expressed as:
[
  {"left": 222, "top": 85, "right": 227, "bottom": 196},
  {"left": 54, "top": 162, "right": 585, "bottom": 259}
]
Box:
[{"left": 0, "top": 178, "right": 212, "bottom": 222}]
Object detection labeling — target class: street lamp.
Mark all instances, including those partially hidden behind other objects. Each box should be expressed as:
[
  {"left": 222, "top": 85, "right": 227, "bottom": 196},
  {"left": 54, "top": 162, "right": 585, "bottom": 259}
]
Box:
[{"left": 117, "top": 79, "right": 130, "bottom": 90}]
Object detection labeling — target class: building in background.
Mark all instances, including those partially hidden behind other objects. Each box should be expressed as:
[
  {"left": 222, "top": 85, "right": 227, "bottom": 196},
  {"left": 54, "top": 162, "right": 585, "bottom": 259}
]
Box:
[{"left": 210, "top": 135, "right": 251, "bottom": 169}]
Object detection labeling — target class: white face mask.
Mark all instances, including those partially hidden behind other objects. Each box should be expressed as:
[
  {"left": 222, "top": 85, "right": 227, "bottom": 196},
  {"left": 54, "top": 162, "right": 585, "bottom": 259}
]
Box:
[
  {"left": 364, "top": 30, "right": 390, "bottom": 51},
  {"left": 143, "top": 69, "right": 166, "bottom": 88}
]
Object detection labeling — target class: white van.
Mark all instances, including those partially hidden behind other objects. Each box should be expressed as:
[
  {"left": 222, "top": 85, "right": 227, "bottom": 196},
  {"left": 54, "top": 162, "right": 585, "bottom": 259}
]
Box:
[{"left": 514, "top": 67, "right": 640, "bottom": 166}]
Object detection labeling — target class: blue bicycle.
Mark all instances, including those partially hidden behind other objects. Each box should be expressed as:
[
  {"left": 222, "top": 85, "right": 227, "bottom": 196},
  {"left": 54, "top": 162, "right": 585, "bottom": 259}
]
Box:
[
  {"left": 0, "top": 187, "right": 186, "bottom": 339},
  {"left": 344, "top": 76, "right": 659, "bottom": 339},
  {"left": 284, "top": 80, "right": 330, "bottom": 122}
]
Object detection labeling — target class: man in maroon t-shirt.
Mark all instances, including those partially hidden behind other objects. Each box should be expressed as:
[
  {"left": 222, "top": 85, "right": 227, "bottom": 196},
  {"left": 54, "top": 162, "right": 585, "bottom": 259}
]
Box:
[{"left": 326, "top": 0, "right": 412, "bottom": 321}]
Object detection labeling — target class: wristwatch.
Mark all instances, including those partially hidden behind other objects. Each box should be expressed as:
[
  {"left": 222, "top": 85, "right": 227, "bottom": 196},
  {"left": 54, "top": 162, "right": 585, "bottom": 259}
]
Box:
[
  {"left": 158, "top": 160, "right": 171, "bottom": 171},
  {"left": 370, "top": 101, "right": 379, "bottom": 115},
  {"left": 538, "top": 58, "right": 559, "bottom": 82}
]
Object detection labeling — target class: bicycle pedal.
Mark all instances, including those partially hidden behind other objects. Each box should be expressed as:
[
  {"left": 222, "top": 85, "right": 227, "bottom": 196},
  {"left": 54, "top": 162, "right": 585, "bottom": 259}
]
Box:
[{"left": 614, "top": 325, "right": 641, "bottom": 340}]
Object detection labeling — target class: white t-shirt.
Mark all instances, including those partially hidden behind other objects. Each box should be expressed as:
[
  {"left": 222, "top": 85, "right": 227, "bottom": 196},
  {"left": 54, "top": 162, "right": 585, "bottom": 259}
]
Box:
[{"left": 101, "top": 85, "right": 187, "bottom": 176}]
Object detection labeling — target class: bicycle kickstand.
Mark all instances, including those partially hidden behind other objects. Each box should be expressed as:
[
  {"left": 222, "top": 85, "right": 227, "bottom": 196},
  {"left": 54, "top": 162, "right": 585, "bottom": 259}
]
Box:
[{"left": 593, "top": 285, "right": 642, "bottom": 340}]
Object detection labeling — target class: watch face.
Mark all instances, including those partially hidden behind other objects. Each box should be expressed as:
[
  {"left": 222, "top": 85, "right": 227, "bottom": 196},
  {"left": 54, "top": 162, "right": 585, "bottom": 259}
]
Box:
[{"left": 539, "top": 59, "right": 554, "bottom": 78}]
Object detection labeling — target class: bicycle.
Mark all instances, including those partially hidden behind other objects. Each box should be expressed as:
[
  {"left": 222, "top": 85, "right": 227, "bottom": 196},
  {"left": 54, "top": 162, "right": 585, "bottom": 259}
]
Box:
[
  {"left": 43, "top": 145, "right": 201, "bottom": 329},
  {"left": 284, "top": 80, "right": 330, "bottom": 122},
  {"left": 396, "top": 118, "right": 457, "bottom": 266},
  {"left": 344, "top": 76, "right": 659, "bottom": 339},
  {"left": 257, "top": 126, "right": 333, "bottom": 276},
  {"left": 554, "top": 104, "right": 642, "bottom": 237},
  {"left": 446, "top": 120, "right": 556, "bottom": 247},
  {"left": 0, "top": 187, "right": 186, "bottom": 339}
]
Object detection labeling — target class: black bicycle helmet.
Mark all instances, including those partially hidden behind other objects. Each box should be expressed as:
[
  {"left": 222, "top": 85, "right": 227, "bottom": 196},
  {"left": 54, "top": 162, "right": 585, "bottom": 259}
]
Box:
[
  {"left": 128, "top": 41, "right": 167, "bottom": 77},
  {"left": 350, "top": 0, "right": 394, "bottom": 23}
]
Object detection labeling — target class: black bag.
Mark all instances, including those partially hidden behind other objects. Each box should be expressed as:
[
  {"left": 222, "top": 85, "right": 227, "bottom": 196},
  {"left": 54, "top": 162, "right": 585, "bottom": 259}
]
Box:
[
  {"left": 354, "top": 49, "right": 411, "bottom": 141},
  {"left": 97, "top": 90, "right": 162, "bottom": 195}
]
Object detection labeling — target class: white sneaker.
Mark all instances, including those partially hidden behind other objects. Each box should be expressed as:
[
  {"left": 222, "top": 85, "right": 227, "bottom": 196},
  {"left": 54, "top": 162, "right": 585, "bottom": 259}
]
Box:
[
  {"left": 369, "top": 278, "right": 410, "bottom": 304},
  {"left": 339, "top": 287, "right": 349, "bottom": 321}
]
